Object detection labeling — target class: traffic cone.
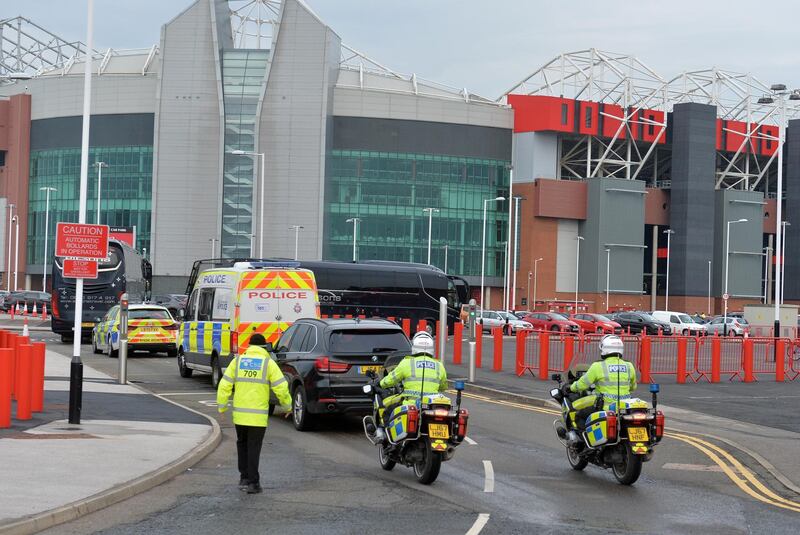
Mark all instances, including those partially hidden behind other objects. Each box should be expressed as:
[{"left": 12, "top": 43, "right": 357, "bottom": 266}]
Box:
[
  {"left": 22, "top": 317, "right": 29, "bottom": 337},
  {"left": 32, "top": 303, "right": 37, "bottom": 316},
  {"left": 41, "top": 304, "right": 47, "bottom": 321},
  {"left": 22, "top": 303, "right": 27, "bottom": 316},
  {"left": 11, "top": 304, "right": 17, "bottom": 320}
]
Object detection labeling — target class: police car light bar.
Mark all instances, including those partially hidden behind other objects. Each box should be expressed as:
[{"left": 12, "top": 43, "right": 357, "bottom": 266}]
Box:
[{"left": 234, "top": 261, "right": 302, "bottom": 270}]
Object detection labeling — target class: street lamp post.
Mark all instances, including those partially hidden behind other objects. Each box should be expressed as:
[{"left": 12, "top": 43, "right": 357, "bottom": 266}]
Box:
[
  {"left": 423, "top": 208, "right": 439, "bottom": 265},
  {"left": 781, "top": 221, "right": 790, "bottom": 304},
  {"left": 346, "top": 217, "right": 361, "bottom": 262},
  {"left": 6, "top": 203, "right": 14, "bottom": 292},
  {"left": 40, "top": 187, "right": 57, "bottom": 292},
  {"left": 209, "top": 238, "right": 217, "bottom": 258},
  {"left": 757, "top": 85, "right": 800, "bottom": 339},
  {"left": 511, "top": 196, "right": 524, "bottom": 310},
  {"left": 533, "top": 257, "right": 543, "bottom": 312},
  {"left": 764, "top": 246, "right": 772, "bottom": 304},
  {"left": 481, "top": 196, "right": 506, "bottom": 319},
  {"left": 12, "top": 215, "right": 19, "bottom": 291},
  {"left": 289, "top": 225, "right": 304, "bottom": 260},
  {"left": 444, "top": 245, "right": 448, "bottom": 274},
  {"left": 228, "top": 150, "right": 266, "bottom": 257},
  {"left": 605, "top": 248, "right": 611, "bottom": 313},
  {"left": 663, "top": 229, "right": 675, "bottom": 310},
  {"left": 574, "top": 236, "right": 584, "bottom": 313},
  {"left": 724, "top": 218, "right": 748, "bottom": 335},
  {"left": 707, "top": 260, "right": 712, "bottom": 316},
  {"left": 93, "top": 161, "right": 108, "bottom": 225}
]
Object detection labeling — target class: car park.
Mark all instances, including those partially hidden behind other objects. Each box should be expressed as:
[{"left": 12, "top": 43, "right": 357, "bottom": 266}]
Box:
[
  {"left": 92, "top": 304, "right": 179, "bottom": 357},
  {"left": 705, "top": 316, "right": 748, "bottom": 336},
  {"left": 651, "top": 311, "right": 706, "bottom": 336},
  {"left": 569, "top": 313, "right": 622, "bottom": 334},
  {"left": 496, "top": 311, "right": 533, "bottom": 334},
  {"left": 522, "top": 312, "right": 580, "bottom": 333},
  {"left": 271, "top": 318, "right": 412, "bottom": 431},
  {"left": 611, "top": 312, "right": 672, "bottom": 335}
]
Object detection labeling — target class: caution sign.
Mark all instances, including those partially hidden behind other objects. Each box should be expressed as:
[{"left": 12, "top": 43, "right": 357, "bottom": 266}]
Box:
[
  {"left": 63, "top": 259, "right": 99, "bottom": 279},
  {"left": 56, "top": 223, "right": 109, "bottom": 260}
]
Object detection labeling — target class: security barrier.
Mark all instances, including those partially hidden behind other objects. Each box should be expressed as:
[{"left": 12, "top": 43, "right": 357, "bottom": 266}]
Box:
[{"left": 0, "top": 329, "right": 46, "bottom": 428}]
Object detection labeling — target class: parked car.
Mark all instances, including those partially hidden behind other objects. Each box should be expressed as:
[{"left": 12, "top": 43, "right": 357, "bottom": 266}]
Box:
[
  {"left": 611, "top": 312, "right": 672, "bottom": 335},
  {"left": 271, "top": 318, "right": 412, "bottom": 431},
  {"left": 569, "top": 313, "right": 622, "bottom": 334},
  {"left": 3, "top": 291, "right": 50, "bottom": 313},
  {"left": 705, "top": 316, "right": 749, "bottom": 336},
  {"left": 0, "top": 290, "right": 9, "bottom": 311},
  {"left": 496, "top": 311, "right": 533, "bottom": 334},
  {"left": 522, "top": 312, "right": 580, "bottom": 333},
  {"left": 651, "top": 311, "right": 707, "bottom": 336},
  {"left": 92, "top": 304, "right": 179, "bottom": 357},
  {"left": 476, "top": 310, "right": 506, "bottom": 333},
  {"left": 151, "top": 294, "right": 188, "bottom": 317}
]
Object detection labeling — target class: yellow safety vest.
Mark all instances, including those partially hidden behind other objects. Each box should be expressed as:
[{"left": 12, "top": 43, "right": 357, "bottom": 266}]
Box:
[
  {"left": 570, "top": 356, "right": 637, "bottom": 409},
  {"left": 216, "top": 345, "right": 291, "bottom": 427},
  {"left": 380, "top": 354, "right": 448, "bottom": 400}
]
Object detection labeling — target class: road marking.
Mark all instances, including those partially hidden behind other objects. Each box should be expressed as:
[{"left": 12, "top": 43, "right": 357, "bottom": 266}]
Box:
[
  {"left": 158, "top": 392, "right": 213, "bottom": 396},
  {"left": 465, "top": 513, "right": 490, "bottom": 535},
  {"left": 662, "top": 462, "right": 724, "bottom": 473},
  {"left": 464, "top": 436, "right": 477, "bottom": 445},
  {"left": 482, "top": 460, "right": 494, "bottom": 493}
]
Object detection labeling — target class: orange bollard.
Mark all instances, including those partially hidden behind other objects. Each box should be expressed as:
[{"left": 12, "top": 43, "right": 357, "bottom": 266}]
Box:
[
  {"left": 31, "top": 342, "right": 46, "bottom": 412},
  {"left": 515, "top": 330, "right": 526, "bottom": 376},
  {"left": 743, "top": 338, "right": 754, "bottom": 383},
  {"left": 0, "top": 330, "right": 6, "bottom": 348},
  {"left": 15, "top": 344, "right": 33, "bottom": 420},
  {"left": 539, "top": 331, "right": 550, "bottom": 380},
  {"left": 0, "top": 348, "right": 11, "bottom": 428},
  {"left": 417, "top": 319, "right": 427, "bottom": 334},
  {"left": 492, "top": 327, "right": 503, "bottom": 371},
  {"left": 401, "top": 318, "right": 411, "bottom": 338},
  {"left": 776, "top": 339, "right": 786, "bottom": 383},
  {"left": 677, "top": 337, "right": 688, "bottom": 384},
  {"left": 13, "top": 335, "right": 29, "bottom": 400},
  {"left": 453, "top": 322, "right": 463, "bottom": 365},
  {"left": 711, "top": 336, "right": 721, "bottom": 383},
  {"left": 640, "top": 334, "right": 652, "bottom": 383},
  {"left": 7, "top": 332, "right": 17, "bottom": 396},
  {"left": 475, "top": 327, "right": 483, "bottom": 368},
  {"left": 564, "top": 335, "right": 575, "bottom": 371}
]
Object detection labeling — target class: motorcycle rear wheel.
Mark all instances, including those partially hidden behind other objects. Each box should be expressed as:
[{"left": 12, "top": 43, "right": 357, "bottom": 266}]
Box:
[
  {"left": 378, "top": 445, "right": 396, "bottom": 471},
  {"left": 612, "top": 442, "right": 643, "bottom": 485},
  {"left": 413, "top": 441, "right": 442, "bottom": 485},
  {"left": 566, "top": 446, "right": 588, "bottom": 471}
]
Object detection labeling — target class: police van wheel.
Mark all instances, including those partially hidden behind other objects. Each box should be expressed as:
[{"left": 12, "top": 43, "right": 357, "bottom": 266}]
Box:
[
  {"left": 292, "top": 386, "right": 316, "bottom": 432},
  {"left": 178, "top": 350, "right": 193, "bottom": 378},
  {"left": 210, "top": 356, "right": 222, "bottom": 388}
]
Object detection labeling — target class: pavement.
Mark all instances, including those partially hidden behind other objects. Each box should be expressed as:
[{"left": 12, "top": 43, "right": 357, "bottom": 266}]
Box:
[
  {"left": 0, "top": 348, "right": 220, "bottom": 535},
  {"left": 0, "top": 316, "right": 52, "bottom": 332}
]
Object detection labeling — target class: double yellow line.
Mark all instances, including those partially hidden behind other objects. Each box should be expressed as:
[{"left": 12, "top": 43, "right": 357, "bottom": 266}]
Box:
[{"left": 457, "top": 391, "right": 800, "bottom": 514}]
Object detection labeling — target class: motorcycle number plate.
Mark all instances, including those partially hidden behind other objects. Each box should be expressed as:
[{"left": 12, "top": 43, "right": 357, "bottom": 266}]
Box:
[
  {"left": 428, "top": 423, "right": 450, "bottom": 439},
  {"left": 627, "top": 427, "right": 649, "bottom": 442}
]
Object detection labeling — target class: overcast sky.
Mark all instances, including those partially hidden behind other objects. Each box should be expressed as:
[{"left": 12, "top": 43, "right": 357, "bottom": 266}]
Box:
[{"left": 8, "top": 0, "right": 800, "bottom": 98}]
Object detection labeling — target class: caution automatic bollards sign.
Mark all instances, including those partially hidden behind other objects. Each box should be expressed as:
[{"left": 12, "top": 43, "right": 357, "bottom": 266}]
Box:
[{"left": 56, "top": 223, "right": 109, "bottom": 281}]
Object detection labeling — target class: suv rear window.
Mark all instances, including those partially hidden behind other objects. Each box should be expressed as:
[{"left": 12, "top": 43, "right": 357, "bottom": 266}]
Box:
[
  {"left": 328, "top": 329, "right": 411, "bottom": 354},
  {"left": 130, "top": 309, "right": 172, "bottom": 320}
]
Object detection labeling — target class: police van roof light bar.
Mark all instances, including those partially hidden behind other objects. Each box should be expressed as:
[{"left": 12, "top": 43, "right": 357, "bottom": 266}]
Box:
[{"left": 234, "top": 261, "right": 301, "bottom": 270}]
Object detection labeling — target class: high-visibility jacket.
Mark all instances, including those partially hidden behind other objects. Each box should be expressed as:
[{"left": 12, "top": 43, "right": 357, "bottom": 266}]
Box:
[
  {"left": 570, "top": 356, "right": 637, "bottom": 409},
  {"left": 380, "top": 353, "right": 448, "bottom": 404},
  {"left": 217, "top": 345, "right": 291, "bottom": 427}
]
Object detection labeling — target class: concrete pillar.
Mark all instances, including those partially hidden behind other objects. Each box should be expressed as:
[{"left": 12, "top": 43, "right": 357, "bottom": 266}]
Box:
[{"left": 651, "top": 224, "right": 658, "bottom": 310}]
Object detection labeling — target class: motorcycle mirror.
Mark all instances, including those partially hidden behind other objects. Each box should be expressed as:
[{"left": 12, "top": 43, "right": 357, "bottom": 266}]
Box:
[
  {"left": 362, "top": 384, "right": 373, "bottom": 394},
  {"left": 454, "top": 380, "right": 465, "bottom": 391},
  {"left": 551, "top": 373, "right": 562, "bottom": 382},
  {"left": 549, "top": 388, "right": 560, "bottom": 398},
  {"left": 649, "top": 383, "right": 660, "bottom": 394}
]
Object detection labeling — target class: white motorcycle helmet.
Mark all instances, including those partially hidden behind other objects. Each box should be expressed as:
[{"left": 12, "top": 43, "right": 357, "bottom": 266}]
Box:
[
  {"left": 411, "top": 331, "right": 435, "bottom": 357},
  {"left": 599, "top": 334, "right": 625, "bottom": 359}
]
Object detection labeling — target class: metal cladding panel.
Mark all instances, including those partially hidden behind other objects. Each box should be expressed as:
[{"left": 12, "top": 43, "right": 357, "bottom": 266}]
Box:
[
  {"left": 670, "top": 102, "right": 717, "bottom": 296},
  {"left": 151, "top": 0, "right": 223, "bottom": 276},
  {"left": 785, "top": 119, "right": 800, "bottom": 300},
  {"left": 258, "top": 0, "right": 341, "bottom": 261},
  {"left": 580, "top": 179, "right": 645, "bottom": 294},
  {"left": 714, "top": 190, "right": 764, "bottom": 299},
  {"left": 512, "top": 131, "right": 558, "bottom": 183},
  {"left": 30, "top": 114, "right": 154, "bottom": 149},
  {"left": 332, "top": 116, "right": 510, "bottom": 161},
  {"left": 555, "top": 219, "right": 578, "bottom": 293}
]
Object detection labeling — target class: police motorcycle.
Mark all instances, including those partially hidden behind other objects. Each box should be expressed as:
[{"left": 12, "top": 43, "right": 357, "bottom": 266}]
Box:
[
  {"left": 361, "top": 366, "right": 469, "bottom": 485},
  {"left": 550, "top": 367, "right": 665, "bottom": 485}
]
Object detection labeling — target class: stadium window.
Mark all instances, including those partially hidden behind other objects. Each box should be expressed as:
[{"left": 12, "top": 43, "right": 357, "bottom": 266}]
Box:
[
  {"left": 585, "top": 107, "right": 592, "bottom": 129},
  {"left": 561, "top": 104, "right": 569, "bottom": 125},
  {"left": 648, "top": 124, "right": 655, "bottom": 136}
]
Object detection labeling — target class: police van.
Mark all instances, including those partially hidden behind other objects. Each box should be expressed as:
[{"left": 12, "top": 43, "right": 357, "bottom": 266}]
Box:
[{"left": 177, "top": 261, "right": 320, "bottom": 386}]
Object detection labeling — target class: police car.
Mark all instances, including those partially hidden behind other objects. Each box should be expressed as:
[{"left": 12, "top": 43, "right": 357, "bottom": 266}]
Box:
[{"left": 92, "top": 304, "right": 179, "bottom": 358}]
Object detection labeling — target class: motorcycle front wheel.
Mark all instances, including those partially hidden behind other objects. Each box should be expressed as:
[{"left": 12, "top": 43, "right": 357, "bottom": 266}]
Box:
[
  {"left": 413, "top": 441, "right": 442, "bottom": 485},
  {"left": 378, "top": 445, "right": 396, "bottom": 471},
  {"left": 612, "top": 442, "right": 643, "bottom": 485},
  {"left": 566, "top": 445, "right": 588, "bottom": 471}
]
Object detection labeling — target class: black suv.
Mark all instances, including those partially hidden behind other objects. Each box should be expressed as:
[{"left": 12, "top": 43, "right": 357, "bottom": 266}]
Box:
[
  {"left": 272, "top": 318, "right": 412, "bottom": 431},
  {"left": 611, "top": 312, "right": 672, "bottom": 335}
]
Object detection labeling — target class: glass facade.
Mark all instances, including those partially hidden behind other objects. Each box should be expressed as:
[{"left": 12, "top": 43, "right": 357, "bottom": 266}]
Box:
[
  {"left": 27, "top": 146, "right": 153, "bottom": 267},
  {"left": 220, "top": 49, "right": 269, "bottom": 257},
  {"left": 324, "top": 150, "right": 510, "bottom": 277}
]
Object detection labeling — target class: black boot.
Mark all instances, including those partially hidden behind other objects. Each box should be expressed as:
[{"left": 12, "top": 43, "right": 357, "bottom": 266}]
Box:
[
  {"left": 246, "top": 482, "right": 263, "bottom": 494},
  {"left": 238, "top": 478, "right": 249, "bottom": 491}
]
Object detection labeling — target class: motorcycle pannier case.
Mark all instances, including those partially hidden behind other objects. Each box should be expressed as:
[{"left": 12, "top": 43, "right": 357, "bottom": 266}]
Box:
[
  {"left": 584, "top": 410, "right": 613, "bottom": 447},
  {"left": 387, "top": 403, "right": 414, "bottom": 442}
]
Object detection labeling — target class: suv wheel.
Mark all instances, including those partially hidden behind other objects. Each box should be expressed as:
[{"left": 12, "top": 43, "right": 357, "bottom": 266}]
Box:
[{"left": 292, "top": 385, "right": 316, "bottom": 432}]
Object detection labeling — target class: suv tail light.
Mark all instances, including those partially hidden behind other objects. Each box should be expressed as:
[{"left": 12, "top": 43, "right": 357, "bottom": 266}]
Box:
[
  {"left": 654, "top": 410, "right": 665, "bottom": 439},
  {"left": 314, "top": 356, "right": 351, "bottom": 373},
  {"left": 407, "top": 405, "right": 419, "bottom": 435},
  {"left": 606, "top": 412, "right": 617, "bottom": 441},
  {"left": 456, "top": 409, "right": 469, "bottom": 440}
]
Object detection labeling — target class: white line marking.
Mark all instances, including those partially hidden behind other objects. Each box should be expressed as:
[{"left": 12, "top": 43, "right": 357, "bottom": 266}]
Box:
[
  {"left": 482, "top": 460, "right": 494, "bottom": 493},
  {"left": 158, "top": 392, "right": 213, "bottom": 396},
  {"left": 464, "top": 436, "right": 477, "bottom": 445},
  {"left": 465, "top": 513, "right": 490, "bottom": 535}
]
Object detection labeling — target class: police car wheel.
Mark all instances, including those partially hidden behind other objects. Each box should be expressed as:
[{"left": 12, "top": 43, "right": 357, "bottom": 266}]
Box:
[
  {"left": 108, "top": 336, "right": 118, "bottom": 359},
  {"left": 92, "top": 337, "right": 102, "bottom": 354}
]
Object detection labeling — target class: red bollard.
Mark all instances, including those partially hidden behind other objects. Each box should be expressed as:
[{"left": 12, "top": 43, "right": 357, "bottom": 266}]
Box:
[
  {"left": 417, "top": 319, "right": 427, "bottom": 334},
  {"left": 402, "top": 318, "right": 411, "bottom": 338},
  {"left": 13, "top": 335, "right": 29, "bottom": 400},
  {"left": 743, "top": 338, "right": 754, "bottom": 383},
  {"left": 564, "top": 335, "right": 574, "bottom": 371},
  {"left": 776, "top": 339, "right": 786, "bottom": 383},
  {"left": 677, "top": 337, "right": 688, "bottom": 384},
  {"left": 435, "top": 321, "right": 442, "bottom": 360},
  {"left": 539, "top": 331, "right": 550, "bottom": 380},
  {"left": 711, "top": 336, "right": 721, "bottom": 383},
  {"left": 492, "top": 327, "right": 503, "bottom": 372},
  {"left": 0, "top": 348, "right": 11, "bottom": 428},
  {"left": 31, "top": 342, "right": 46, "bottom": 413},
  {"left": 515, "top": 330, "right": 526, "bottom": 376},
  {"left": 453, "top": 322, "right": 463, "bottom": 365},
  {"left": 640, "top": 335, "right": 652, "bottom": 383},
  {"left": 7, "top": 332, "right": 17, "bottom": 396},
  {"left": 476, "top": 327, "right": 483, "bottom": 368},
  {"left": 15, "top": 344, "right": 33, "bottom": 420}
]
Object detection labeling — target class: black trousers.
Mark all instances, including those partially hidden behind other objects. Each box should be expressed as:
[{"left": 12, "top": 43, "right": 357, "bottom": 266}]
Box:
[{"left": 235, "top": 424, "right": 266, "bottom": 484}]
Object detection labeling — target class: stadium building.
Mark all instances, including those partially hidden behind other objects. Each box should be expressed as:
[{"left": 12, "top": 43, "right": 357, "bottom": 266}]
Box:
[{"left": 0, "top": 1, "right": 798, "bottom": 325}]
